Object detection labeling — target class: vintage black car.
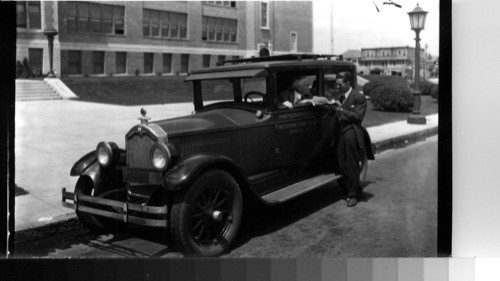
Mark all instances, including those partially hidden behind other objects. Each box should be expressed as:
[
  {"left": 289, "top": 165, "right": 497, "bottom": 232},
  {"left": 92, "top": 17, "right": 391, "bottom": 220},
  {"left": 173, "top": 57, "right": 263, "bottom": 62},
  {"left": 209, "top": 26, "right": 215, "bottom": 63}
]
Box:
[{"left": 62, "top": 54, "right": 370, "bottom": 256}]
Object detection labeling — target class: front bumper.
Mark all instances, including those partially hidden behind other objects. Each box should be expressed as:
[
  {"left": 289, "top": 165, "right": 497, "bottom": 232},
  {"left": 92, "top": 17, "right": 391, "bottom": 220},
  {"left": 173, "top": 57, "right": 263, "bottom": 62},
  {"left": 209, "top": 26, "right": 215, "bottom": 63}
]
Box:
[{"left": 62, "top": 188, "right": 168, "bottom": 228}]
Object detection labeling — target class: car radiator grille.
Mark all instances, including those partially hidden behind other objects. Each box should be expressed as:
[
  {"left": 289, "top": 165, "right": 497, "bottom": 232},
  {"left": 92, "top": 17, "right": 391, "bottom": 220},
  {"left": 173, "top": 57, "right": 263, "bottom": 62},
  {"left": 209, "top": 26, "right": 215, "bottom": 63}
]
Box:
[{"left": 127, "top": 134, "right": 156, "bottom": 168}]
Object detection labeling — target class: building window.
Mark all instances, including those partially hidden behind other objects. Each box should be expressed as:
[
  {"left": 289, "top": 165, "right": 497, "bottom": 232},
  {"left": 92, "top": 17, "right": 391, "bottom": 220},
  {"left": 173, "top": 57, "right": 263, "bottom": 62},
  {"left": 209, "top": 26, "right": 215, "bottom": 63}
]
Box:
[
  {"left": 203, "top": 1, "right": 236, "bottom": 8},
  {"left": 66, "top": 2, "right": 124, "bottom": 35},
  {"left": 202, "top": 55, "right": 211, "bottom": 68},
  {"left": 261, "top": 1, "right": 269, "bottom": 28},
  {"left": 90, "top": 3, "right": 102, "bottom": 33},
  {"left": 92, "top": 51, "right": 105, "bottom": 74},
  {"left": 180, "top": 54, "right": 189, "bottom": 73},
  {"left": 290, "top": 32, "right": 297, "bottom": 52},
  {"left": 116, "top": 52, "right": 127, "bottom": 74},
  {"left": 202, "top": 16, "right": 237, "bottom": 43},
  {"left": 218, "top": 55, "right": 225, "bottom": 63},
  {"left": 16, "top": 2, "right": 42, "bottom": 29},
  {"left": 163, "top": 53, "right": 172, "bottom": 73},
  {"left": 143, "top": 9, "right": 188, "bottom": 39},
  {"left": 144, "top": 53, "right": 154, "bottom": 74},
  {"left": 28, "top": 48, "right": 43, "bottom": 73},
  {"left": 68, "top": 51, "right": 82, "bottom": 75}
]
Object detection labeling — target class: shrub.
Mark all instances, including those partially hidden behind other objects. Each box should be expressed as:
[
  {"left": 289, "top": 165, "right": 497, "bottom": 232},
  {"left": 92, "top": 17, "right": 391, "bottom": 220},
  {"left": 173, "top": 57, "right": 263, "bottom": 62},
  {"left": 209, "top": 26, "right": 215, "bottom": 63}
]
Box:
[
  {"left": 370, "top": 84, "right": 414, "bottom": 112},
  {"left": 360, "top": 75, "right": 409, "bottom": 87},
  {"left": 362, "top": 81, "right": 384, "bottom": 97},
  {"left": 16, "top": 61, "right": 24, "bottom": 78},
  {"left": 430, "top": 84, "right": 439, "bottom": 101},
  {"left": 411, "top": 80, "right": 434, "bottom": 96}
]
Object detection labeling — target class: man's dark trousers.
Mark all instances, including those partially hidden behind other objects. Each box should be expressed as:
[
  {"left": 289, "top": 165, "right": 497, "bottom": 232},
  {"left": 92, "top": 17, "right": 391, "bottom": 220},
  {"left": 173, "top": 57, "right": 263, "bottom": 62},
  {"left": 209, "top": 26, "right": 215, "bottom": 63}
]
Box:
[{"left": 337, "top": 127, "right": 363, "bottom": 197}]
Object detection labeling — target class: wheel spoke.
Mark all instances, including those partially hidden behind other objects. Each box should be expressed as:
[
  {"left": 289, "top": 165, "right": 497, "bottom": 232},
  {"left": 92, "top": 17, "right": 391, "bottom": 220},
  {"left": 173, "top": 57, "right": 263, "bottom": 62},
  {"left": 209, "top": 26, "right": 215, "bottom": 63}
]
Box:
[
  {"left": 213, "top": 189, "right": 221, "bottom": 204},
  {"left": 194, "top": 202, "right": 204, "bottom": 211},
  {"left": 192, "top": 218, "right": 203, "bottom": 231},
  {"left": 197, "top": 224, "right": 206, "bottom": 240},
  {"left": 208, "top": 187, "right": 214, "bottom": 204},
  {"left": 191, "top": 211, "right": 203, "bottom": 219},
  {"left": 215, "top": 198, "right": 227, "bottom": 209}
]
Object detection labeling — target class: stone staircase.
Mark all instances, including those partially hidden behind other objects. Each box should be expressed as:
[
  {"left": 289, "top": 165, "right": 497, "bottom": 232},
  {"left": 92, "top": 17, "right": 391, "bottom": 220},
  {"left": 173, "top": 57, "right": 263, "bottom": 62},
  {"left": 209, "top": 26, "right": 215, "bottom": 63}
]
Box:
[{"left": 16, "top": 79, "right": 62, "bottom": 101}]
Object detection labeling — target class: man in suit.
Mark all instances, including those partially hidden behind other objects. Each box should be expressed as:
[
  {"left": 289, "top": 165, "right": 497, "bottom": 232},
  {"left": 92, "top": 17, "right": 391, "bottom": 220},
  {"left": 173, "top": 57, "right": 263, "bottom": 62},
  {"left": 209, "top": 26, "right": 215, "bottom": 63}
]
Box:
[{"left": 333, "top": 72, "right": 375, "bottom": 207}]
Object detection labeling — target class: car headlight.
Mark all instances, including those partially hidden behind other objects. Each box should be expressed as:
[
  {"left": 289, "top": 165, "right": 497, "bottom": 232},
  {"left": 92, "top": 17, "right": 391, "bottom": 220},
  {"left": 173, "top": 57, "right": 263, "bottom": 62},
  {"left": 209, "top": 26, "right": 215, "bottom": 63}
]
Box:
[
  {"left": 150, "top": 143, "right": 173, "bottom": 172},
  {"left": 96, "top": 142, "right": 118, "bottom": 168}
]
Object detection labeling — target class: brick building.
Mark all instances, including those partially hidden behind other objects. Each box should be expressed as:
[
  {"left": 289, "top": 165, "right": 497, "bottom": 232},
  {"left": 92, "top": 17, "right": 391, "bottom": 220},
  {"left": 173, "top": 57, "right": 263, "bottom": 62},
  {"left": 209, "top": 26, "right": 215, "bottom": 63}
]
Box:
[
  {"left": 358, "top": 46, "right": 427, "bottom": 79},
  {"left": 16, "top": 1, "right": 313, "bottom": 78}
]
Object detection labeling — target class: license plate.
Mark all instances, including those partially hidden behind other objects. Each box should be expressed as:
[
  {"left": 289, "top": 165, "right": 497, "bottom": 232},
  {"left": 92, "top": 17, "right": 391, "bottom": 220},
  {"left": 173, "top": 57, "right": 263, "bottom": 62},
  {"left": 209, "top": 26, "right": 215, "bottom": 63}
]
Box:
[{"left": 123, "top": 168, "right": 150, "bottom": 184}]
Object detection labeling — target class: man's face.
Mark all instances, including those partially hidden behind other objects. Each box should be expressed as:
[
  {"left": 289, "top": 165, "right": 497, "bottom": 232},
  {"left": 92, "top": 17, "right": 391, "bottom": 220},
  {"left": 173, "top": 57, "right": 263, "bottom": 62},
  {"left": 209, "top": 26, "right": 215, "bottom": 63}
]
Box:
[{"left": 335, "top": 79, "right": 350, "bottom": 94}]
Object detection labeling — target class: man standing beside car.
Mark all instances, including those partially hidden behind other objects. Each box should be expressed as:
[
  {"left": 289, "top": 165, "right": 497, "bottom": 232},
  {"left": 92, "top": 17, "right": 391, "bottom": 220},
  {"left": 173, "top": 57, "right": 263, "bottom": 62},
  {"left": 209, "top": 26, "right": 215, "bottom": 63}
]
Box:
[{"left": 333, "top": 72, "right": 375, "bottom": 207}]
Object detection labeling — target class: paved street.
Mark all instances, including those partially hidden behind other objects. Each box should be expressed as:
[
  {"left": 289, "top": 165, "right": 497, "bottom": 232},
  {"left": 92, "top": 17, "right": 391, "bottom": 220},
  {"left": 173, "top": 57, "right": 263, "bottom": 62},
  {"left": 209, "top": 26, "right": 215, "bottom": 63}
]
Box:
[{"left": 14, "top": 136, "right": 437, "bottom": 258}]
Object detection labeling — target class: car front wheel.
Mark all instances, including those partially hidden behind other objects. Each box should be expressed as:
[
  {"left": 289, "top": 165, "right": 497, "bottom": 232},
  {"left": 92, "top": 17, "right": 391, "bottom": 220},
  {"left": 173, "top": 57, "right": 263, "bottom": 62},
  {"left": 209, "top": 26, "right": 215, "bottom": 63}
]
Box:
[{"left": 170, "top": 169, "right": 243, "bottom": 257}]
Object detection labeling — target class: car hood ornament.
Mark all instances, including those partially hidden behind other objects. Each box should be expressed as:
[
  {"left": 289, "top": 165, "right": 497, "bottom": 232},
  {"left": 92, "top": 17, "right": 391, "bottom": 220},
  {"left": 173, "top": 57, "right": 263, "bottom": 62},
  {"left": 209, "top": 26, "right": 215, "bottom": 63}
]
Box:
[{"left": 138, "top": 108, "right": 151, "bottom": 125}]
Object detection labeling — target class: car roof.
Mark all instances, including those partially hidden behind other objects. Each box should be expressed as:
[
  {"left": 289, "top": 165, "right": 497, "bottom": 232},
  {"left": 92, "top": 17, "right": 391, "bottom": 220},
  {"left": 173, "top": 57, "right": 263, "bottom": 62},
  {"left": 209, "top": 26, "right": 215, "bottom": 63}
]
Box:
[
  {"left": 186, "top": 54, "right": 356, "bottom": 82},
  {"left": 190, "top": 59, "right": 355, "bottom": 75}
]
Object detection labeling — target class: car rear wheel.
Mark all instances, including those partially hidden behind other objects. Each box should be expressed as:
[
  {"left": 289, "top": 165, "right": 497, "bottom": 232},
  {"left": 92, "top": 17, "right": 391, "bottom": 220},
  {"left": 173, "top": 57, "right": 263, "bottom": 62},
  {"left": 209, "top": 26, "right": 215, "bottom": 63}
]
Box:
[
  {"left": 170, "top": 169, "right": 243, "bottom": 257},
  {"left": 74, "top": 176, "right": 123, "bottom": 234}
]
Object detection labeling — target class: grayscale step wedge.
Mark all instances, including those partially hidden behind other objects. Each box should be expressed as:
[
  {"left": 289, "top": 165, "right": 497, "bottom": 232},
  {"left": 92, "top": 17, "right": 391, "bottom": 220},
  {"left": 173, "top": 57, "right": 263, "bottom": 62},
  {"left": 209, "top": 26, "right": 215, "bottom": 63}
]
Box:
[{"left": 261, "top": 173, "right": 342, "bottom": 204}]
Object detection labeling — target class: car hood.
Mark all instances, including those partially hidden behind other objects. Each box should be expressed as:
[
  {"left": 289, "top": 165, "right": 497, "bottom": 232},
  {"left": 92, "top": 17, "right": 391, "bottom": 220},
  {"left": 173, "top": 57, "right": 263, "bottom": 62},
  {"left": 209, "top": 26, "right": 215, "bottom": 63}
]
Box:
[{"left": 152, "top": 109, "right": 255, "bottom": 137}]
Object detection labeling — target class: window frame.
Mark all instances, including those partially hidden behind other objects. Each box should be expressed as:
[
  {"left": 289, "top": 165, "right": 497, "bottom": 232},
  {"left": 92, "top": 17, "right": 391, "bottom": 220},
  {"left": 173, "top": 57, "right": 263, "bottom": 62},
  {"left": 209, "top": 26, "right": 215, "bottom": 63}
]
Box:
[
  {"left": 66, "top": 2, "right": 125, "bottom": 35},
  {"left": 68, "top": 50, "right": 82, "bottom": 75},
  {"left": 202, "top": 16, "right": 237, "bottom": 43},
  {"left": 261, "top": 1, "right": 269, "bottom": 29},
  {"left": 115, "top": 52, "right": 127, "bottom": 74},
  {"left": 143, "top": 9, "right": 188, "bottom": 39},
  {"left": 92, "top": 51, "right": 105, "bottom": 75},
  {"left": 180, "top": 53, "right": 189, "bottom": 74},
  {"left": 163, "top": 53, "right": 172, "bottom": 74},
  {"left": 144, "top": 53, "right": 154, "bottom": 74},
  {"left": 16, "top": 1, "right": 42, "bottom": 30}
]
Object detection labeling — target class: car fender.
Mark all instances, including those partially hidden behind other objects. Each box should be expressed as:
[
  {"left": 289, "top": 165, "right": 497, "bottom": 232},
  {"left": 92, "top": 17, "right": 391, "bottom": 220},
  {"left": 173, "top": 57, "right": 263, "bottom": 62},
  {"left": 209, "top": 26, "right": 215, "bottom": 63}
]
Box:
[
  {"left": 163, "top": 153, "right": 251, "bottom": 192},
  {"left": 70, "top": 150, "right": 126, "bottom": 195}
]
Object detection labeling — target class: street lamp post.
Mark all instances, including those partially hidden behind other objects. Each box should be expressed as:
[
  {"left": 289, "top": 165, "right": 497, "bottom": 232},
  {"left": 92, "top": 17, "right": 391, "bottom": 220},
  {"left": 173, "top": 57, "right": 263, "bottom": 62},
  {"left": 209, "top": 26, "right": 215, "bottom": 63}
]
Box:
[
  {"left": 407, "top": 4, "right": 428, "bottom": 125},
  {"left": 43, "top": 29, "right": 58, "bottom": 78}
]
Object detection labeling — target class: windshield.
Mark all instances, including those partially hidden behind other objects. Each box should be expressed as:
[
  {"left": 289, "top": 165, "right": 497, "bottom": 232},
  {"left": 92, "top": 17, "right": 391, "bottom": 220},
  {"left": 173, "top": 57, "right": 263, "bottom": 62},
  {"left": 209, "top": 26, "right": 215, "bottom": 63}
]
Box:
[{"left": 200, "top": 77, "right": 267, "bottom": 107}]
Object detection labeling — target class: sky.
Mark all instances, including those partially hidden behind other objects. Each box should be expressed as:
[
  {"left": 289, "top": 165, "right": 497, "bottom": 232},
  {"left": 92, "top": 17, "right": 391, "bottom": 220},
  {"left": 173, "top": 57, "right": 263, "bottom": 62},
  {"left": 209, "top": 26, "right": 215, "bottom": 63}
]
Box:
[{"left": 312, "top": 0, "right": 440, "bottom": 57}]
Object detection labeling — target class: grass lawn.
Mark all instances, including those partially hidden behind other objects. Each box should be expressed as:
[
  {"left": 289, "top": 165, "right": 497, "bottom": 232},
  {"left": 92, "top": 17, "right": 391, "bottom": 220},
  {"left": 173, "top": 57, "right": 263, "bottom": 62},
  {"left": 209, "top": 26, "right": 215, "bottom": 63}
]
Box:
[{"left": 63, "top": 76, "right": 438, "bottom": 128}]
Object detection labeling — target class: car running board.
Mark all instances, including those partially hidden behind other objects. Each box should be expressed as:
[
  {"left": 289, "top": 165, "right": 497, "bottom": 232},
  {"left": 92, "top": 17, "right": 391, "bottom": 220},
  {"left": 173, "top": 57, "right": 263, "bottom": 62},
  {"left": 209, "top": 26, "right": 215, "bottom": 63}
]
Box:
[{"left": 260, "top": 173, "right": 342, "bottom": 205}]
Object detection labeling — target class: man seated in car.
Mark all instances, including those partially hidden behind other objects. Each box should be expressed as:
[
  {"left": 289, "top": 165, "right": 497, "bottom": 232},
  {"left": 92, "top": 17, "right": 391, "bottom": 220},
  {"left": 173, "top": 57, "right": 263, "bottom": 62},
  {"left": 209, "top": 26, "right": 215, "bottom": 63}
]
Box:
[{"left": 280, "top": 76, "right": 330, "bottom": 109}]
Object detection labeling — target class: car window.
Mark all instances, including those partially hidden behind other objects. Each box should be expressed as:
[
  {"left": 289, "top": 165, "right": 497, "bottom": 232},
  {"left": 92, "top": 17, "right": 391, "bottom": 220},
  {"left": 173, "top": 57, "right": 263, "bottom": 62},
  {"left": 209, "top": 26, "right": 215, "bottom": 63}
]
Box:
[
  {"left": 199, "top": 77, "right": 268, "bottom": 107},
  {"left": 241, "top": 77, "right": 267, "bottom": 104},
  {"left": 200, "top": 79, "right": 234, "bottom": 106},
  {"left": 276, "top": 70, "right": 319, "bottom": 109}
]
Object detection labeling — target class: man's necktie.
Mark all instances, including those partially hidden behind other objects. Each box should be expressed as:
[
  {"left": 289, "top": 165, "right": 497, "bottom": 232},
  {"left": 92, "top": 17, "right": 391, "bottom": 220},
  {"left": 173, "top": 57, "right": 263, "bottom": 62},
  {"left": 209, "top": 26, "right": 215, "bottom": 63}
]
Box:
[{"left": 339, "top": 95, "right": 345, "bottom": 104}]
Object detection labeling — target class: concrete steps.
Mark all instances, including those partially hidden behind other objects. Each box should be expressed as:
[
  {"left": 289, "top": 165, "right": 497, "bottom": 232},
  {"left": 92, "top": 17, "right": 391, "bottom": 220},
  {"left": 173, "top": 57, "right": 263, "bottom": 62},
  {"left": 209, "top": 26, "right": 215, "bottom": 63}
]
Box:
[{"left": 16, "top": 80, "right": 62, "bottom": 101}]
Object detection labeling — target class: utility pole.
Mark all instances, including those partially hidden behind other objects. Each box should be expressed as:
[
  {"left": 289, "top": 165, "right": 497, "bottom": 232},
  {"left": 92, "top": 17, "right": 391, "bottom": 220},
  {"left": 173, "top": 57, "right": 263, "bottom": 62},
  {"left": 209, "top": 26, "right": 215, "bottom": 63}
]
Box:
[{"left": 330, "top": 2, "right": 334, "bottom": 54}]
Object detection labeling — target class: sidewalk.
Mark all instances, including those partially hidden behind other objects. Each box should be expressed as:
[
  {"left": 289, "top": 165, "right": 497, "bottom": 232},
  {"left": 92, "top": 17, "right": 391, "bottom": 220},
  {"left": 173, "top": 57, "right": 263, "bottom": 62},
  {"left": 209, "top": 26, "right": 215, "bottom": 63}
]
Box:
[{"left": 14, "top": 99, "right": 438, "bottom": 242}]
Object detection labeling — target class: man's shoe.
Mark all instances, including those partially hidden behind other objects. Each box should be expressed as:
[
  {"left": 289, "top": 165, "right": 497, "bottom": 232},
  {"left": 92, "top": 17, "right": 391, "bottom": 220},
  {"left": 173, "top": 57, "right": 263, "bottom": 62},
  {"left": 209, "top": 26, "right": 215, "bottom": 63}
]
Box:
[
  {"left": 347, "top": 197, "right": 357, "bottom": 207},
  {"left": 356, "top": 192, "right": 366, "bottom": 201}
]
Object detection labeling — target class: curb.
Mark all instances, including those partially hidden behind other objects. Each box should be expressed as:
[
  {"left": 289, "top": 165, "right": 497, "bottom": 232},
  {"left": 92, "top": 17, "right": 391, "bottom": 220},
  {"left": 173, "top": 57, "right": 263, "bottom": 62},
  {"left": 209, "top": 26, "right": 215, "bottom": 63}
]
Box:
[
  {"left": 373, "top": 126, "right": 438, "bottom": 154},
  {"left": 14, "top": 126, "right": 438, "bottom": 244},
  {"left": 15, "top": 213, "right": 81, "bottom": 244}
]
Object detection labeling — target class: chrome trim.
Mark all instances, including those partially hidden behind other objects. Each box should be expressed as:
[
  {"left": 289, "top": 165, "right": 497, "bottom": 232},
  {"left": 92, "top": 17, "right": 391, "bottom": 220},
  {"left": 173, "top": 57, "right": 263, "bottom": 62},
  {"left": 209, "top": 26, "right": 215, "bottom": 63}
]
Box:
[{"left": 61, "top": 188, "right": 168, "bottom": 228}]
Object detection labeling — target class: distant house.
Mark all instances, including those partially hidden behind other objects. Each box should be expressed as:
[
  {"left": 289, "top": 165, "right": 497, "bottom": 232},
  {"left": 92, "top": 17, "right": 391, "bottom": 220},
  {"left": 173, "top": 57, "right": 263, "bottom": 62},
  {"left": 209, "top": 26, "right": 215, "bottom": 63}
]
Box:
[
  {"left": 341, "top": 49, "right": 361, "bottom": 65},
  {"left": 358, "top": 46, "right": 429, "bottom": 80}
]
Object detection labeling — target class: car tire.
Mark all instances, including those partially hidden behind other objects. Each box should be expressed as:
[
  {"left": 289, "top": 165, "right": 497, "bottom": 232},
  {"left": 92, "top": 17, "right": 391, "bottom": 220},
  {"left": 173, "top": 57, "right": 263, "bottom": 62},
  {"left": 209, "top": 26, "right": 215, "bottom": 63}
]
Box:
[
  {"left": 170, "top": 169, "right": 243, "bottom": 257},
  {"left": 74, "top": 176, "right": 123, "bottom": 234}
]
